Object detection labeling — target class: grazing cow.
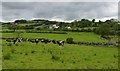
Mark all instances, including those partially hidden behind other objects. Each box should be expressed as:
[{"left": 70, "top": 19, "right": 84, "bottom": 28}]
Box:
[
  {"left": 46, "top": 39, "right": 51, "bottom": 43},
  {"left": 5, "top": 38, "right": 12, "bottom": 44},
  {"left": 35, "top": 38, "right": 39, "bottom": 44},
  {"left": 22, "top": 38, "right": 28, "bottom": 42},
  {"left": 29, "top": 39, "right": 35, "bottom": 43},
  {"left": 26, "top": 38, "right": 29, "bottom": 41},
  {"left": 6, "top": 39, "right": 12, "bottom": 42},
  {"left": 41, "top": 39, "right": 48, "bottom": 44},
  {"left": 13, "top": 38, "right": 17, "bottom": 44},
  {"left": 52, "top": 40, "right": 57, "bottom": 44},
  {"left": 17, "top": 37, "right": 22, "bottom": 43},
  {"left": 11, "top": 37, "right": 23, "bottom": 45},
  {"left": 57, "top": 40, "right": 64, "bottom": 46}
]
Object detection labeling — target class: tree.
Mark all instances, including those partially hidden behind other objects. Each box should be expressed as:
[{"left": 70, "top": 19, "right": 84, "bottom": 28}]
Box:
[
  {"left": 112, "top": 23, "right": 119, "bottom": 36},
  {"left": 99, "top": 23, "right": 110, "bottom": 36},
  {"left": 66, "top": 38, "right": 74, "bottom": 44},
  {"left": 7, "top": 23, "right": 20, "bottom": 32},
  {"left": 14, "top": 19, "right": 27, "bottom": 24},
  {"left": 92, "top": 19, "right": 95, "bottom": 23}
]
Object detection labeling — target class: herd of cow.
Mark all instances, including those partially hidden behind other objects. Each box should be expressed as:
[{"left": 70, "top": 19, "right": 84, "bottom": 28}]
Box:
[
  {"left": 1, "top": 36, "right": 118, "bottom": 47},
  {"left": 3, "top": 37, "right": 64, "bottom": 46}
]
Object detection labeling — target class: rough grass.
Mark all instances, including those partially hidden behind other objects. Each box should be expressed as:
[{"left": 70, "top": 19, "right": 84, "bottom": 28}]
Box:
[{"left": 2, "top": 40, "right": 118, "bottom": 69}]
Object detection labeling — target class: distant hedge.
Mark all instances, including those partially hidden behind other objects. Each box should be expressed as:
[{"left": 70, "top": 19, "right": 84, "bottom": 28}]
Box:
[
  {"left": 26, "top": 31, "right": 67, "bottom": 34},
  {"left": 1, "top": 31, "right": 15, "bottom": 33}
]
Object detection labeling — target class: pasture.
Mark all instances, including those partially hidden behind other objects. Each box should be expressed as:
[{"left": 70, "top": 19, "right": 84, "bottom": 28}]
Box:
[
  {"left": 2, "top": 40, "right": 118, "bottom": 69},
  {"left": 2, "top": 32, "right": 118, "bottom": 69},
  {"left": 2, "top": 32, "right": 107, "bottom": 43}
]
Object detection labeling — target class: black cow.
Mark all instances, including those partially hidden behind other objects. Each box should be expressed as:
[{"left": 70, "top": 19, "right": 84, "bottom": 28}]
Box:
[
  {"left": 57, "top": 40, "right": 64, "bottom": 46},
  {"left": 13, "top": 38, "right": 17, "bottom": 44},
  {"left": 29, "top": 39, "right": 35, "bottom": 43},
  {"left": 52, "top": 40, "right": 57, "bottom": 44},
  {"left": 6, "top": 39, "right": 12, "bottom": 42}
]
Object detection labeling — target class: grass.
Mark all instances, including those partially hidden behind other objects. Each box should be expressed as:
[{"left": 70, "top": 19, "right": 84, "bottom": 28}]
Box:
[
  {"left": 2, "top": 32, "right": 118, "bottom": 69},
  {"left": 2, "top": 32, "right": 107, "bottom": 42},
  {"left": 2, "top": 40, "right": 118, "bottom": 69}
]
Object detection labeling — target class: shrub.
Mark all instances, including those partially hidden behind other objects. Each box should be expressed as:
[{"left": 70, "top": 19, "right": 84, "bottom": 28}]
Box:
[
  {"left": 97, "top": 61, "right": 100, "bottom": 63},
  {"left": 87, "top": 28, "right": 92, "bottom": 32},
  {"left": 31, "top": 51, "right": 35, "bottom": 53},
  {"left": 25, "top": 53, "right": 28, "bottom": 55},
  {"left": 48, "top": 50, "right": 52, "bottom": 54},
  {"left": 15, "top": 43, "right": 19, "bottom": 46},
  {"left": 11, "top": 48, "right": 15, "bottom": 53},
  {"left": 51, "top": 55, "right": 60, "bottom": 61},
  {"left": 7, "top": 43, "right": 12, "bottom": 46},
  {"left": 93, "top": 28, "right": 100, "bottom": 34},
  {"left": 73, "top": 61, "right": 76, "bottom": 64},
  {"left": 3, "top": 53, "right": 11, "bottom": 60},
  {"left": 94, "top": 53, "right": 96, "bottom": 56},
  {"left": 114, "top": 54, "right": 117, "bottom": 58},
  {"left": 66, "top": 38, "right": 74, "bottom": 44},
  {"left": 61, "top": 60, "right": 64, "bottom": 63},
  {"left": 20, "top": 61, "right": 24, "bottom": 63},
  {"left": 80, "top": 28, "right": 86, "bottom": 32}
]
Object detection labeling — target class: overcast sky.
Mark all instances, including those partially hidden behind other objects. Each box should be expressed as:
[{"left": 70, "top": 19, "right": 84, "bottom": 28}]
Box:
[{"left": 1, "top": 1, "right": 118, "bottom": 22}]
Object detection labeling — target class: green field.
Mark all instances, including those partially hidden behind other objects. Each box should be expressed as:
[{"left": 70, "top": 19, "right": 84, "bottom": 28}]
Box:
[
  {"left": 2, "top": 32, "right": 107, "bottom": 43},
  {"left": 2, "top": 41, "right": 118, "bottom": 69},
  {"left": 2, "top": 32, "right": 118, "bottom": 69},
  {"left": 3, "top": 41, "right": 118, "bottom": 69}
]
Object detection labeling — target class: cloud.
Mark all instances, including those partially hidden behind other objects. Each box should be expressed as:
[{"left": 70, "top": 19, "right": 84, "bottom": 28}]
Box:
[
  {"left": 2, "top": 0, "right": 120, "bottom": 2},
  {"left": 1, "top": 2, "right": 118, "bottom": 22},
  {"left": 0, "top": 2, "right": 2, "bottom": 22}
]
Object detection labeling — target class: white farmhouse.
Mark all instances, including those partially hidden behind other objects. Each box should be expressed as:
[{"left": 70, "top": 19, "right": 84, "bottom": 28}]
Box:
[
  {"left": 65, "top": 26, "right": 71, "bottom": 29},
  {"left": 49, "top": 24, "right": 59, "bottom": 29}
]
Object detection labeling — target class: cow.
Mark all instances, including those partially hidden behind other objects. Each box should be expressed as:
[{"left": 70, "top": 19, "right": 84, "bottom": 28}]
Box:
[
  {"left": 13, "top": 38, "right": 17, "bottom": 44},
  {"left": 52, "top": 40, "right": 57, "bottom": 44},
  {"left": 28, "top": 39, "right": 35, "bottom": 43},
  {"left": 5, "top": 38, "right": 12, "bottom": 44},
  {"left": 17, "top": 37, "right": 22, "bottom": 43},
  {"left": 41, "top": 39, "right": 48, "bottom": 44},
  {"left": 35, "top": 38, "right": 39, "bottom": 44},
  {"left": 57, "top": 40, "right": 64, "bottom": 46},
  {"left": 6, "top": 39, "right": 12, "bottom": 42}
]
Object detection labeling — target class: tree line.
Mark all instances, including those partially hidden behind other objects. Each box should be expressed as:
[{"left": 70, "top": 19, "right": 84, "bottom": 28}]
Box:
[{"left": 2, "top": 19, "right": 120, "bottom": 36}]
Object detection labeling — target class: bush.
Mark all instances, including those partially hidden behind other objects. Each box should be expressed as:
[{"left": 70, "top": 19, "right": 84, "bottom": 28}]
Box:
[
  {"left": 3, "top": 53, "right": 11, "bottom": 60},
  {"left": 80, "top": 28, "right": 86, "bottom": 32},
  {"left": 25, "top": 53, "right": 28, "bottom": 55},
  {"left": 66, "top": 38, "right": 74, "bottom": 44},
  {"left": 7, "top": 43, "right": 12, "bottom": 46},
  {"left": 100, "top": 35, "right": 111, "bottom": 40},
  {"left": 11, "top": 48, "right": 15, "bottom": 53},
  {"left": 87, "top": 28, "right": 92, "bottom": 32},
  {"left": 117, "top": 31, "right": 120, "bottom": 36},
  {"left": 93, "top": 28, "right": 100, "bottom": 34},
  {"left": 15, "top": 43, "right": 19, "bottom": 46},
  {"left": 31, "top": 50, "right": 35, "bottom": 53},
  {"left": 51, "top": 55, "right": 60, "bottom": 61}
]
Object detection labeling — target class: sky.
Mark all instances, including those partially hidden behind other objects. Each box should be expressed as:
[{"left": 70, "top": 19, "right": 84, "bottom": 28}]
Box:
[{"left": 0, "top": 0, "right": 119, "bottom": 22}]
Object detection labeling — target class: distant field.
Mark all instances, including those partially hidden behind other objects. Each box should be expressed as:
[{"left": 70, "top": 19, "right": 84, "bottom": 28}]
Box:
[
  {"left": 2, "top": 40, "right": 118, "bottom": 69},
  {"left": 2, "top": 32, "right": 107, "bottom": 42}
]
